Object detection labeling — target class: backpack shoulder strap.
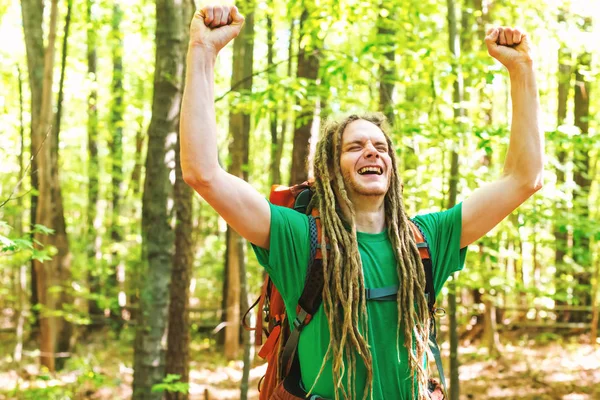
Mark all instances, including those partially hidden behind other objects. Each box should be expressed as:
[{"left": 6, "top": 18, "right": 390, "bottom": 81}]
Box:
[
  {"left": 409, "top": 220, "right": 447, "bottom": 393},
  {"left": 279, "top": 211, "right": 324, "bottom": 378},
  {"left": 408, "top": 220, "right": 435, "bottom": 313}
]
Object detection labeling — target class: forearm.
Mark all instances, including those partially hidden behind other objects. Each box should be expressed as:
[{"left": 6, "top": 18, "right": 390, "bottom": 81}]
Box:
[
  {"left": 503, "top": 65, "right": 544, "bottom": 190},
  {"left": 180, "top": 45, "right": 221, "bottom": 185}
]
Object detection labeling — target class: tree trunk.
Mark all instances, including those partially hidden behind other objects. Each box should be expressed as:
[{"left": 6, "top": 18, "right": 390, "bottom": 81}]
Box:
[
  {"left": 240, "top": 238, "right": 251, "bottom": 400},
  {"left": 127, "top": 80, "right": 147, "bottom": 325},
  {"left": 130, "top": 126, "right": 146, "bottom": 197},
  {"left": 571, "top": 18, "right": 592, "bottom": 323},
  {"left": 289, "top": 4, "right": 320, "bottom": 185},
  {"left": 482, "top": 295, "right": 500, "bottom": 357},
  {"left": 21, "top": 0, "right": 44, "bottom": 334},
  {"left": 446, "top": 157, "right": 460, "bottom": 400},
  {"left": 477, "top": 2, "right": 498, "bottom": 353},
  {"left": 52, "top": 0, "right": 71, "bottom": 148},
  {"left": 377, "top": 0, "right": 396, "bottom": 124},
  {"left": 224, "top": 1, "right": 255, "bottom": 361},
  {"left": 14, "top": 65, "right": 26, "bottom": 368},
  {"left": 460, "top": 0, "right": 485, "bottom": 335},
  {"left": 52, "top": 0, "right": 74, "bottom": 371},
  {"left": 532, "top": 224, "right": 541, "bottom": 292},
  {"left": 446, "top": 0, "right": 464, "bottom": 397},
  {"left": 16, "top": 64, "right": 25, "bottom": 238},
  {"left": 218, "top": 230, "right": 230, "bottom": 347},
  {"left": 554, "top": 8, "right": 572, "bottom": 320},
  {"left": 132, "top": 0, "right": 185, "bottom": 396},
  {"left": 240, "top": 148, "right": 253, "bottom": 400},
  {"left": 86, "top": 0, "right": 102, "bottom": 322},
  {"left": 108, "top": 1, "right": 125, "bottom": 331},
  {"left": 591, "top": 246, "right": 599, "bottom": 341},
  {"left": 509, "top": 213, "right": 527, "bottom": 314},
  {"left": 267, "top": 5, "right": 282, "bottom": 186},
  {"left": 459, "top": 0, "right": 477, "bottom": 119},
  {"left": 165, "top": 3, "right": 195, "bottom": 399},
  {"left": 165, "top": 133, "right": 194, "bottom": 400},
  {"left": 282, "top": 17, "right": 296, "bottom": 184},
  {"left": 31, "top": 0, "right": 73, "bottom": 372}
]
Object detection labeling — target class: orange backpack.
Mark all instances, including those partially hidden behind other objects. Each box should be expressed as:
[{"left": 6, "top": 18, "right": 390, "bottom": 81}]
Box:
[{"left": 243, "top": 181, "right": 446, "bottom": 399}]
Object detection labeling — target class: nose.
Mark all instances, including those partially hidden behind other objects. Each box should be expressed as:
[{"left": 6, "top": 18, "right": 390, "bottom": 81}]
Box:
[{"left": 364, "top": 142, "right": 379, "bottom": 158}]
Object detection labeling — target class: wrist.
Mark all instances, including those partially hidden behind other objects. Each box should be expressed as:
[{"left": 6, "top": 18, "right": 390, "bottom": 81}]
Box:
[
  {"left": 188, "top": 42, "right": 218, "bottom": 62},
  {"left": 507, "top": 60, "right": 535, "bottom": 78}
]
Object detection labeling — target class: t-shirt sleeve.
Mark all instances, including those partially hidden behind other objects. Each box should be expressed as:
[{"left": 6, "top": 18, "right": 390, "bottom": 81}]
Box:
[
  {"left": 251, "top": 201, "right": 311, "bottom": 306},
  {"left": 413, "top": 203, "right": 467, "bottom": 295}
]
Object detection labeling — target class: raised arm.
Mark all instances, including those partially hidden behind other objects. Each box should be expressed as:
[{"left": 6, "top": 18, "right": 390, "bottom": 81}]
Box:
[
  {"left": 181, "top": 5, "right": 271, "bottom": 249},
  {"left": 460, "top": 27, "right": 544, "bottom": 248}
]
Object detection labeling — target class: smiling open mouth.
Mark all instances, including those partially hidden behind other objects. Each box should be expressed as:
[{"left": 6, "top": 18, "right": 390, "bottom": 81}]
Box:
[{"left": 357, "top": 166, "right": 383, "bottom": 175}]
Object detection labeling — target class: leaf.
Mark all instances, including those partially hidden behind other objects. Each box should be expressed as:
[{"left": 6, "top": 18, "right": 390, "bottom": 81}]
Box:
[
  {"left": 13, "top": 238, "right": 34, "bottom": 250},
  {"left": 32, "top": 249, "right": 52, "bottom": 263},
  {"left": 33, "top": 224, "right": 55, "bottom": 235},
  {"left": 0, "top": 233, "right": 13, "bottom": 246},
  {"left": 164, "top": 374, "right": 182, "bottom": 383}
]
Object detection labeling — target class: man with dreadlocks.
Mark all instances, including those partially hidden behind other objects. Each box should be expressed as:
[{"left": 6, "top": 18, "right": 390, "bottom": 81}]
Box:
[{"left": 181, "top": 4, "right": 543, "bottom": 400}]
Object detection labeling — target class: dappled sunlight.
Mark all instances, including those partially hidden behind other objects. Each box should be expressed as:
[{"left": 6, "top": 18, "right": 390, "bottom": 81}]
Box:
[
  {"left": 0, "top": 328, "right": 598, "bottom": 399},
  {"left": 187, "top": 361, "right": 266, "bottom": 399},
  {"left": 459, "top": 342, "right": 599, "bottom": 399}
]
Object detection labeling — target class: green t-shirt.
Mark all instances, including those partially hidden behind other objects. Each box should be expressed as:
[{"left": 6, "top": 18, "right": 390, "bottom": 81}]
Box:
[{"left": 252, "top": 201, "right": 467, "bottom": 399}]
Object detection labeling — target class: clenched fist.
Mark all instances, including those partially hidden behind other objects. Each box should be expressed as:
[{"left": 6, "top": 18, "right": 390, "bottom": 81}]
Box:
[
  {"left": 190, "top": 4, "right": 245, "bottom": 53},
  {"left": 485, "top": 27, "right": 533, "bottom": 72}
]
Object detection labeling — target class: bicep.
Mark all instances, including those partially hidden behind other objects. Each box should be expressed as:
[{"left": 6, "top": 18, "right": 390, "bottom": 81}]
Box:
[
  {"left": 190, "top": 168, "right": 271, "bottom": 249},
  {"left": 461, "top": 175, "right": 537, "bottom": 248}
]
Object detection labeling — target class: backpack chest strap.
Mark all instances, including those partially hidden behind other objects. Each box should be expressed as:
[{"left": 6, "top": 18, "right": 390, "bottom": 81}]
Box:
[{"left": 365, "top": 285, "right": 398, "bottom": 301}]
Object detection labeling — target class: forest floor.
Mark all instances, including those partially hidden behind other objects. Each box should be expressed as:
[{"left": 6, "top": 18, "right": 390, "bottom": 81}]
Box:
[{"left": 0, "top": 329, "right": 598, "bottom": 400}]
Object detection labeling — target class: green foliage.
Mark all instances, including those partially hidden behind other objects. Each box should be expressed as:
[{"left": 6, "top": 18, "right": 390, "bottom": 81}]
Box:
[
  {"left": 0, "top": 221, "right": 54, "bottom": 262},
  {"left": 534, "top": 332, "right": 562, "bottom": 346},
  {"left": 151, "top": 374, "right": 190, "bottom": 394},
  {"left": 18, "top": 386, "right": 73, "bottom": 400},
  {"left": 2, "top": 359, "right": 112, "bottom": 400}
]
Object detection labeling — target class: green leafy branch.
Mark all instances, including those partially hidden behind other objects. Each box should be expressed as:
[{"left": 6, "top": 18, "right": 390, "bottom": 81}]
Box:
[{"left": 0, "top": 222, "right": 54, "bottom": 262}]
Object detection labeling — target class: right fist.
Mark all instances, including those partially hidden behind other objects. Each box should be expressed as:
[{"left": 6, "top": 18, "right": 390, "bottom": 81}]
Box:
[{"left": 190, "top": 5, "right": 245, "bottom": 53}]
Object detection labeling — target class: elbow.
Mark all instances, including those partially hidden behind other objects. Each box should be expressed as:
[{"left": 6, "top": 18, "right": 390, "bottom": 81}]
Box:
[
  {"left": 506, "top": 163, "right": 544, "bottom": 195},
  {"left": 182, "top": 168, "right": 213, "bottom": 190},
  {"left": 531, "top": 166, "right": 544, "bottom": 192},
  {"left": 523, "top": 172, "right": 544, "bottom": 195},
  {"left": 532, "top": 177, "right": 544, "bottom": 193},
  {"left": 182, "top": 170, "right": 199, "bottom": 187}
]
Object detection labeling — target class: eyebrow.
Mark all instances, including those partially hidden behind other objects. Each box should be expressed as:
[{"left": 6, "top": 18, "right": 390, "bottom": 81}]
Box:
[{"left": 343, "top": 139, "right": 388, "bottom": 148}]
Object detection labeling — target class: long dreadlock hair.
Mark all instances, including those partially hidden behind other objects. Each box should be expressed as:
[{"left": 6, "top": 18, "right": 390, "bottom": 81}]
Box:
[{"left": 306, "top": 112, "right": 432, "bottom": 400}]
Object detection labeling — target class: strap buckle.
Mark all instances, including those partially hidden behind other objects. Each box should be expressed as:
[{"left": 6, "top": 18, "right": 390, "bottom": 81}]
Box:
[
  {"left": 293, "top": 317, "right": 303, "bottom": 330},
  {"left": 434, "top": 307, "right": 446, "bottom": 317},
  {"left": 293, "top": 308, "right": 310, "bottom": 330}
]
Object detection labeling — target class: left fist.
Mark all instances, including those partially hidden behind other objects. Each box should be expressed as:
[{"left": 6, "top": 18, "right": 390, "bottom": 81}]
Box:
[{"left": 485, "top": 27, "right": 533, "bottom": 72}]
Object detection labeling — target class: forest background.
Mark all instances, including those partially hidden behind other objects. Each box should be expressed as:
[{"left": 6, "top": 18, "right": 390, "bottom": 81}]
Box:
[{"left": 1, "top": 0, "right": 599, "bottom": 399}]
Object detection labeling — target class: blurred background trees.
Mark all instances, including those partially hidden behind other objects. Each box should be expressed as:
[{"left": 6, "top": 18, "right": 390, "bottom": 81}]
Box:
[{"left": 1, "top": 0, "right": 599, "bottom": 398}]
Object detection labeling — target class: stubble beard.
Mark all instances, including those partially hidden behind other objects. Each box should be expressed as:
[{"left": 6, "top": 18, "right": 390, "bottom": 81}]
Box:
[{"left": 341, "top": 169, "right": 388, "bottom": 198}]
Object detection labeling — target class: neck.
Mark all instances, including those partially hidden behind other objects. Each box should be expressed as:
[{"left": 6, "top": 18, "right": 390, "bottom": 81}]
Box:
[{"left": 339, "top": 193, "right": 386, "bottom": 234}]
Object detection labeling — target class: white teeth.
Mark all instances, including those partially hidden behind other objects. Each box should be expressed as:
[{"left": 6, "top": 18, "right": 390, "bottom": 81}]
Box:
[{"left": 358, "top": 166, "right": 382, "bottom": 175}]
